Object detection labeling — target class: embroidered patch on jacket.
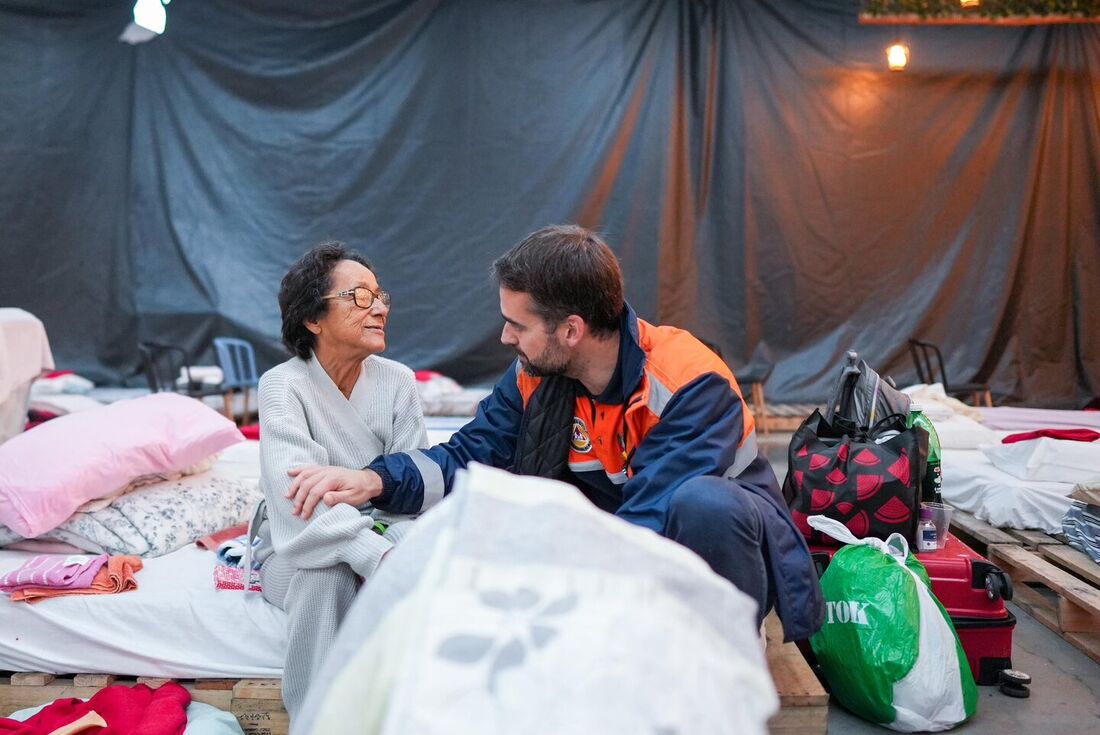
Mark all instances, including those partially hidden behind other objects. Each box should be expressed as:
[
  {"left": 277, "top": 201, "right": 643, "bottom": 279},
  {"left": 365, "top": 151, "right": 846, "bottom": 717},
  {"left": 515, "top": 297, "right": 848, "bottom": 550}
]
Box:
[{"left": 571, "top": 416, "right": 593, "bottom": 453}]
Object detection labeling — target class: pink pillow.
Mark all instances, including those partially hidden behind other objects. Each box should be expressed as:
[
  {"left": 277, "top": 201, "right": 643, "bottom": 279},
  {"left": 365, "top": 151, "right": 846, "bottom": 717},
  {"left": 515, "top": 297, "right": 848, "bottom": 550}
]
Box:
[{"left": 0, "top": 393, "right": 244, "bottom": 537}]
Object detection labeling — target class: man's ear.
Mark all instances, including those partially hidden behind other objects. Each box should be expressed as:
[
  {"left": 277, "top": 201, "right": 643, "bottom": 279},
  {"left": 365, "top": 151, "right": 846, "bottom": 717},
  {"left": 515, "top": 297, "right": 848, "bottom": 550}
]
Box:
[
  {"left": 304, "top": 318, "right": 322, "bottom": 336},
  {"left": 561, "top": 315, "right": 586, "bottom": 346}
]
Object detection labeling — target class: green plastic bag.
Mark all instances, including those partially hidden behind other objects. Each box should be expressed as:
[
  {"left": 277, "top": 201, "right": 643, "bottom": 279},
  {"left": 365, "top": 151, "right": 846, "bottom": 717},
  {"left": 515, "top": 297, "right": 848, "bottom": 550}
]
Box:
[{"left": 808, "top": 516, "right": 978, "bottom": 732}]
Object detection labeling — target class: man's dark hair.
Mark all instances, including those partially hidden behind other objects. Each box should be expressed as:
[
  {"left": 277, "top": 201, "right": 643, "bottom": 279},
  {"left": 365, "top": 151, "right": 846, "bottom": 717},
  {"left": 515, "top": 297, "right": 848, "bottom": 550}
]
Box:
[
  {"left": 278, "top": 240, "right": 373, "bottom": 359},
  {"left": 491, "top": 225, "right": 624, "bottom": 338}
]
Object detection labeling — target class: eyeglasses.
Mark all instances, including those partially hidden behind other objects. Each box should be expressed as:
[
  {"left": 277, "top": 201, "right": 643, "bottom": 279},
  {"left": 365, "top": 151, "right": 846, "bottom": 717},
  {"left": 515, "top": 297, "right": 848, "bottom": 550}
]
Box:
[{"left": 322, "top": 287, "right": 392, "bottom": 310}]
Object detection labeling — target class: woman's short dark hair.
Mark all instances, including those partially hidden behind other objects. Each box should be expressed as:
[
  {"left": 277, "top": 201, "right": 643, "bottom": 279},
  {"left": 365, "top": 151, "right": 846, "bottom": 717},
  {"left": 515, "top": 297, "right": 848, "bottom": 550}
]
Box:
[
  {"left": 279, "top": 241, "right": 373, "bottom": 359},
  {"left": 491, "top": 225, "right": 624, "bottom": 338}
]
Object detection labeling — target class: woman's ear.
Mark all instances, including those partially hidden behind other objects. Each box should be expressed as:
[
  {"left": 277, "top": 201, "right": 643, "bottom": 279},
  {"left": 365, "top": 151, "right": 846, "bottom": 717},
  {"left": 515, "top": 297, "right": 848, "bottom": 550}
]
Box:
[{"left": 304, "top": 318, "right": 322, "bottom": 336}]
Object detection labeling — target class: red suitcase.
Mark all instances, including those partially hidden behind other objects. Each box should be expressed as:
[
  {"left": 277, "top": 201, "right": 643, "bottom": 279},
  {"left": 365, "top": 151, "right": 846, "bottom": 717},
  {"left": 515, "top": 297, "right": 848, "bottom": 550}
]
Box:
[{"left": 810, "top": 532, "right": 1016, "bottom": 684}]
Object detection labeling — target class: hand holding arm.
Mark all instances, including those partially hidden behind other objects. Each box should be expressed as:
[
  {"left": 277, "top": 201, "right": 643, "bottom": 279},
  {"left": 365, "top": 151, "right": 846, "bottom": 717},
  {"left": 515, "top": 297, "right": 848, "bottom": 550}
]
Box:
[{"left": 286, "top": 465, "right": 384, "bottom": 521}]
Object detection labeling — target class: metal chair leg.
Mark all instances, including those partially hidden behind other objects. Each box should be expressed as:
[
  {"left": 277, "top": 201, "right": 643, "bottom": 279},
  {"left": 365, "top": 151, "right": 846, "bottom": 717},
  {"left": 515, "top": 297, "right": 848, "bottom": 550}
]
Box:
[{"left": 222, "top": 390, "right": 235, "bottom": 422}]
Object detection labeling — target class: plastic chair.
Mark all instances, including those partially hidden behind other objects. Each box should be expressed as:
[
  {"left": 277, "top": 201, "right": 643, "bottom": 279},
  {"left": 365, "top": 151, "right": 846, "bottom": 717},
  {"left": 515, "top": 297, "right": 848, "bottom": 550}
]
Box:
[
  {"left": 213, "top": 337, "right": 260, "bottom": 424},
  {"left": 907, "top": 339, "right": 992, "bottom": 407},
  {"left": 138, "top": 342, "right": 225, "bottom": 401}
]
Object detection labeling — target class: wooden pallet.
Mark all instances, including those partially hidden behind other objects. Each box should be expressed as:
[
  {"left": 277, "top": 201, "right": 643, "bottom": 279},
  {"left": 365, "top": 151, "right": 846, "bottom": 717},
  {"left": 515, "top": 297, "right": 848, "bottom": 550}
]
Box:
[
  {"left": 0, "top": 675, "right": 287, "bottom": 735},
  {"left": 987, "top": 544, "right": 1100, "bottom": 665},
  {"left": 1041, "top": 544, "right": 1100, "bottom": 587},
  {"left": 948, "top": 509, "right": 1021, "bottom": 553},
  {"left": 947, "top": 509, "right": 1063, "bottom": 554},
  {"left": 765, "top": 612, "right": 828, "bottom": 735}
]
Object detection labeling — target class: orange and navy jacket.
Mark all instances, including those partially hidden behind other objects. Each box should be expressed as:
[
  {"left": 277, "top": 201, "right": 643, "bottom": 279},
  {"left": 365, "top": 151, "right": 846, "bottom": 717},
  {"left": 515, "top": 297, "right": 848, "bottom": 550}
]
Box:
[
  {"left": 369, "top": 303, "right": 767, "bottom": 531},
  {"left": 370, "top": 304, "right": 822, "bottom": 640}
]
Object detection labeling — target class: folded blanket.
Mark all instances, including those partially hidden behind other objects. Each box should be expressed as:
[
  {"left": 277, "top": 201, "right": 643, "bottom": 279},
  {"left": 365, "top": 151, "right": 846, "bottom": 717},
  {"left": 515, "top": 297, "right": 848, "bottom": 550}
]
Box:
[
  {"left": 3, "top": 474, "right": 261, "bottom": 560},
  {"left": 10, "top": 555, "right": 142, "bottom": 603},
  {"left": 0, "top": 554, "right": 108, "bottom": 593},
  {"left": 1063, "top": 502, "right": 1100, "bottom": 564}
]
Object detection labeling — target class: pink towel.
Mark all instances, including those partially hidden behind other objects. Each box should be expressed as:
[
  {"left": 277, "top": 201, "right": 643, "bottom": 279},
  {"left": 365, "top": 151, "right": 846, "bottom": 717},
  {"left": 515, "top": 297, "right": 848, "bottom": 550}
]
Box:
[
  {"left": 0, "top": 554, "right": 109, "bottom": 593},
  {"left": 11, "top": 555, "right": 142, "bottom": 603}
]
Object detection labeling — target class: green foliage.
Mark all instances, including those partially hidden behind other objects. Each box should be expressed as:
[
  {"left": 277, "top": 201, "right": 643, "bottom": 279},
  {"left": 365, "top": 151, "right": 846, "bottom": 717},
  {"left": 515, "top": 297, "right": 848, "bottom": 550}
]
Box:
[{"left": 863, "top": 0, "right": 1100, "bottom": 19}]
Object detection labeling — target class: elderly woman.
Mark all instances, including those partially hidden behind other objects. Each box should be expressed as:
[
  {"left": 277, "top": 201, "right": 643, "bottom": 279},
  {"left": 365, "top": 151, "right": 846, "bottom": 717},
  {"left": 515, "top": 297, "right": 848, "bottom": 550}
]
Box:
[{"left": 253, "top": 241, "right": 426, "bottom": 717}]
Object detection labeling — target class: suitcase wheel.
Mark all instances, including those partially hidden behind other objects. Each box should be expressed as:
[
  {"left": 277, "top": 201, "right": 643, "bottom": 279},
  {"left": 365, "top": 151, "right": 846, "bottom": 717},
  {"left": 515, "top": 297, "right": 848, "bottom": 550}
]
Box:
[
  {"left": 999, "top": 669, "right": 1032, "bottom": 686},
  {"left": 985, "top": 569, "right": 1014, "bottom": 601},
  {"left": 999, "top": 682, "right": 1030, "bottom": 698}
]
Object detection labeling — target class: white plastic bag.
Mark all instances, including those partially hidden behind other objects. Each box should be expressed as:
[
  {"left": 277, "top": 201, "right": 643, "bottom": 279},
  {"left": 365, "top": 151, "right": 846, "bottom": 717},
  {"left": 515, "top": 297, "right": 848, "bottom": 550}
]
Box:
[{"left": 297, "top": 463, "right": 778, "bottom": 735}]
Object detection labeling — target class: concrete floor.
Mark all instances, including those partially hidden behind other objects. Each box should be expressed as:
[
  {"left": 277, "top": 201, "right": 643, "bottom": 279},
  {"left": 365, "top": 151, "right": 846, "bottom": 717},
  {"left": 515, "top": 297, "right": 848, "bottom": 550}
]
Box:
[{"left": 758, "top": 432, "right": 1100, "bottom": 734}]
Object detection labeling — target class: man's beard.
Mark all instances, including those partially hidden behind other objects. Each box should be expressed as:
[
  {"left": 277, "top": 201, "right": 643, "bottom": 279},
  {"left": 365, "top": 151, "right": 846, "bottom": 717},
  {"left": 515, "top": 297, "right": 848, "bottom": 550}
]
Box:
[{"left": 518, "top": 335, "right": 570, "bottom": 378}]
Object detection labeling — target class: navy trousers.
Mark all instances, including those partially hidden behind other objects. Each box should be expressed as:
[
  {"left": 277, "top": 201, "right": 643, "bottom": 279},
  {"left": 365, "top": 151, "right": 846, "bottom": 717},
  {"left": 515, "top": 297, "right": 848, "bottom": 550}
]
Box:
[{"left": 664, "top": 475, "right": 775, "bottom": 625}]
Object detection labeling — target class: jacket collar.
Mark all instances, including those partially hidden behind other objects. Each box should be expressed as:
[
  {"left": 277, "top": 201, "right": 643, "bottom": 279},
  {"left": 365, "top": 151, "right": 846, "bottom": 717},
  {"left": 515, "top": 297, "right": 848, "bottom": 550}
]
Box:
[{"left": 591, "top": 303, "right": 646, "bottom": 405}]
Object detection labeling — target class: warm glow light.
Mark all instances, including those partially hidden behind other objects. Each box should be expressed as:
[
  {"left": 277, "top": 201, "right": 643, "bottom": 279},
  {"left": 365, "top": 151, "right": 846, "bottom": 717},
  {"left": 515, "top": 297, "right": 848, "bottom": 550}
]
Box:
[
  {"left": 886, "top": 43, "right": 909, "bottom": 71},
  {"left": 960, "top": 0, "right": 981, "bottom": 8},
  {"left": 133, "top": 0, "right": 166, "bottom": 35}
]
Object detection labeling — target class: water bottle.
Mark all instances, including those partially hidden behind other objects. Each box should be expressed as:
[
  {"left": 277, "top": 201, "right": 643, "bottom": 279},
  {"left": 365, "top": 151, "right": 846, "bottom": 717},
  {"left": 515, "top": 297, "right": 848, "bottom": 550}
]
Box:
[
  {"left": 906, "top": 403, "right": 942, "bottom": 504},
  {"left": 918, "top": 517, "right": 938, "bottom": 552}
]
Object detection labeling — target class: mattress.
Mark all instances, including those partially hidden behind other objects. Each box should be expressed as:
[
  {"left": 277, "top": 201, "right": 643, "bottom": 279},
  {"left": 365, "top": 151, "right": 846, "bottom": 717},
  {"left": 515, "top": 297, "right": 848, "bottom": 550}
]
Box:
[
  {"left": 424, "top": 416, "right": 466, "bottom": 446},
  {"left": 0, "top": 544, "right": 286, "bottom": 678},
  {"left": 419, "top": 387, "right": 492, "bottom": 417},
  {"left": 977, "top": 406, "right": 1100, "bottom": 432},
  {"left": 940, "top": 447, "right": 1075, "bottom": 534}
]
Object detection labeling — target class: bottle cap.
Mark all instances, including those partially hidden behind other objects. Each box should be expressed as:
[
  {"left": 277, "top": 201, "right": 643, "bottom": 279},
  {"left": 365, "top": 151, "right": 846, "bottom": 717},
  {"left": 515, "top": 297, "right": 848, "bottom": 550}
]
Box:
[{"left": 909, "top": 402, "right": 922, "bottom": 412}]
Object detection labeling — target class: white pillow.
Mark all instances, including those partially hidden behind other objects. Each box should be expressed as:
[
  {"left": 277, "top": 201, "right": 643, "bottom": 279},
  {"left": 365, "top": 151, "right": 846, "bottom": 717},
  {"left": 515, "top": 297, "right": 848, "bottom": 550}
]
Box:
[
  {"left": 934, "top": 415, "right": 999, "bottom": 450},
  {"left": 982, "top": 438, "right": 1100, "bottom": 484}
]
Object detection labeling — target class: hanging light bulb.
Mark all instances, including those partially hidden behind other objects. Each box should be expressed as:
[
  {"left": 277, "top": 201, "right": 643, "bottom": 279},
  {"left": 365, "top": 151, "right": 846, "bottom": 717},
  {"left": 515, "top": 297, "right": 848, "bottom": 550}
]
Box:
[
  {"left": 886, "top": 42, "right": 909, "bottom": 72},
  {"left": 960, "top": 0, "right": 981, "bottom": 8},
  {"left": 132, "top": 0, "right": 167, "bottom": 35}
]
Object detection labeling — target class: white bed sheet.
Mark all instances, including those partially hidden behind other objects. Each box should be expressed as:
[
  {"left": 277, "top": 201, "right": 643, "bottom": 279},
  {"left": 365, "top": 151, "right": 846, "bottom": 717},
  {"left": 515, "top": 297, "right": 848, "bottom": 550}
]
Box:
[
  {"left": 0, "top": 544, "right": 286, "bottom": 678},
  {"left": 424, "top": 416, "right": 466, "bottom": 446},
  {"left": 977, "top": 406, "right": 1100, "bottom": 432},
  {"left": 941, "top": 448, "right": 1075, "bottom": 534},
  {"left": 419, "top": 387, "right": 492, "bottom": 417},
  {"left": 215, "top": 439, "right": 261, "bottom": 483}
]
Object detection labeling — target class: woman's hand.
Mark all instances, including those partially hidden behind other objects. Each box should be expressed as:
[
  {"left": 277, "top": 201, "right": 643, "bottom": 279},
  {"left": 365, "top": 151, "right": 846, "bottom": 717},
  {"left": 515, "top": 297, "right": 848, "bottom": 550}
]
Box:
[{"left": 286, "top": 465, "right": 383, "bottom": 520}]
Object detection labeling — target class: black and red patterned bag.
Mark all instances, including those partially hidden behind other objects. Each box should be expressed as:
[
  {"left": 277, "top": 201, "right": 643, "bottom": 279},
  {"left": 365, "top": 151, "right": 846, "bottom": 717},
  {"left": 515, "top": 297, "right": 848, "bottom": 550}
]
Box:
[{"left": 783, "top": 410, "right": 927, "bottom": 546}]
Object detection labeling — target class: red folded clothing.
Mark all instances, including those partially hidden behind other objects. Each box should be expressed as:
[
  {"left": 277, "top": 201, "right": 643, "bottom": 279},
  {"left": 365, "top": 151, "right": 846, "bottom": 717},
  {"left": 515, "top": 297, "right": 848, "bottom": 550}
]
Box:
[
  {"left": 1002, "top": 428, "right": 1100, "bottom": 444},
  {"left": 239, "top": 423, "right": 260, "bottom": 440},
  {"left": 196, "top": 523, "right": 249, "bottom": 551},
  {"left": 0, "top": 681, "right": 189, "bottom": 735}
]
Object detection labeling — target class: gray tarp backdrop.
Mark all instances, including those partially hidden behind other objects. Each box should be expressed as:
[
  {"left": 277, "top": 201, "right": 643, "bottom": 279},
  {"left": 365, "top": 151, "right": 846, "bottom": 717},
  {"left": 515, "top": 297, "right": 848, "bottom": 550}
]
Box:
[{"left": 1, "top": 0, "right": 1098, "bottom": 406}]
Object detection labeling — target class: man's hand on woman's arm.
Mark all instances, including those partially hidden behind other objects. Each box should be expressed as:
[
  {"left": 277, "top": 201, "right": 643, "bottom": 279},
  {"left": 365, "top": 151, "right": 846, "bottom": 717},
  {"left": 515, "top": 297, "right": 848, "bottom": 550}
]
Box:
[{"left": 286, "top": 466, "right": 384, "bottom": 520}]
